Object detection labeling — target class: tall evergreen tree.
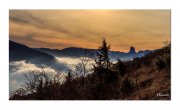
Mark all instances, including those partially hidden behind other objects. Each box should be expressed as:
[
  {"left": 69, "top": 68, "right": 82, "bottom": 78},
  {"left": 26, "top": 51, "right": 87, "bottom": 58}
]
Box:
[{"left": 95, "top": 39, "right": 111, "bottom": 69}]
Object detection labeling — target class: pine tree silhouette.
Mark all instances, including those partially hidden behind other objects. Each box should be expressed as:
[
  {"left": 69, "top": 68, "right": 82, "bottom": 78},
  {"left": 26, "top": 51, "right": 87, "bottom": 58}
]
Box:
[{"left": 95, "top": 39, "right": 111, "bottom": 69}]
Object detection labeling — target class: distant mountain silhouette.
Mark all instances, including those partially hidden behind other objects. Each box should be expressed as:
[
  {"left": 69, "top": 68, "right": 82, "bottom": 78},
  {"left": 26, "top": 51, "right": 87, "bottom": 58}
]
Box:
[
  {"left": 9, "top": 40, "right": 68, "bottom": 70},
  {"left": 34, "top": 47, "right": 96, "bottom": 58},
  {"left": 9, "top": 40, "right": 151, "bottom": 63},
  {"left": 35, "top": 46, "right": 151, "bottom": 61}
]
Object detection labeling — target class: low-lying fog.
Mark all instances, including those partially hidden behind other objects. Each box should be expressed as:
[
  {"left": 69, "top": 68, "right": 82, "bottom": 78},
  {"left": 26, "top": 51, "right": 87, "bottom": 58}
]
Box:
[{"left": 10, "top": 57, "right": 95, "bottom": 91}]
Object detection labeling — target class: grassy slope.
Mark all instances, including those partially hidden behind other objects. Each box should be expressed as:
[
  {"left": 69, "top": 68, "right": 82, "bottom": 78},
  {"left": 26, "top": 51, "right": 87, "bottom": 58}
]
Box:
[
  {"left": 123, "top": 48, "right": 170, "bottom": 100},
  {"left": 124, "top": 66, "right": 170, "bottom": 100}
]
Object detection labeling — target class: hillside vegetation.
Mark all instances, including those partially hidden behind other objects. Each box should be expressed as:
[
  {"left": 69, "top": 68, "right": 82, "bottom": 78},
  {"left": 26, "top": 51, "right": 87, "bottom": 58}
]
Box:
[{"left": 10, "top": 39, "right": 170, "bottom": 100}]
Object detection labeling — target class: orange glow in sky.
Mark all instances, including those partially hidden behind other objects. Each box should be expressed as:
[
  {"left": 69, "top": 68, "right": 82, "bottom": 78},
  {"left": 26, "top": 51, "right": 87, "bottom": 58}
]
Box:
[{"left": 10, "top": 10, "right": 170, "bottom": 52}]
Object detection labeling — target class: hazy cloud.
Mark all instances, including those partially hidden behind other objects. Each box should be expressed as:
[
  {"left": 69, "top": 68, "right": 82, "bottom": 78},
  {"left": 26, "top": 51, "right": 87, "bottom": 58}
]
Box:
[
  {"left": 9, "top": 10, "right": 170, "bottom": 52},
  {"left": 9, "top": 60, "right": 67, "bottom": 91}
]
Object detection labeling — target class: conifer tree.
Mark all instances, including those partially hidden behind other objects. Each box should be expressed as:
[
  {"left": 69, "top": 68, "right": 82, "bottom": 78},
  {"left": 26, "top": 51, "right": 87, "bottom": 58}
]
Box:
[{"left": 95, "top": 39, "right": 111, "bottom": 69}]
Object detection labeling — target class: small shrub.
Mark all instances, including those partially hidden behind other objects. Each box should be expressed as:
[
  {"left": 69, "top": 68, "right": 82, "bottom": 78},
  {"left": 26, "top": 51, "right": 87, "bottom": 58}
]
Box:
[
  {"left": 132, "top": 58, "right": 142, "bottom": 69},
  {"left": 142, "top": 59, "right": 151, "bottom": 66},
  {"left": 121, "top": 77, "right": 134, "bottom": 94},
  {"left": 153, "top": 53, "right": 170, "bottom": 70},
  {"left": 115, "top": 59, "right": 127, "bottom": 76},
  {"left": 10, "top": 88, "right": 27, "bottom": 99}
]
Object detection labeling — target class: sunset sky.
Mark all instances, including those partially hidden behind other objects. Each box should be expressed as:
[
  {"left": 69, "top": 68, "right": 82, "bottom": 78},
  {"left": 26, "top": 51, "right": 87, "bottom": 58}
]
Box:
[{"left": 9, "top": 10, "right": 170, "bottom": 52}]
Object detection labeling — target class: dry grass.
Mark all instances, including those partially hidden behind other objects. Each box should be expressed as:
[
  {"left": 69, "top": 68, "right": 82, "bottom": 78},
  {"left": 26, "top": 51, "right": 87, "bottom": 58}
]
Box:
[{"left": 124, "top": 65, "right": 170, "bottom": 100}]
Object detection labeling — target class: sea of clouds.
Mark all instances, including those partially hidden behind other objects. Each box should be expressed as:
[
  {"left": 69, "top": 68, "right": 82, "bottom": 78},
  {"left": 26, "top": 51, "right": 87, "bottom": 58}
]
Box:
[{"left": 9, "top": 57, "right": 95, "bottom": 91}]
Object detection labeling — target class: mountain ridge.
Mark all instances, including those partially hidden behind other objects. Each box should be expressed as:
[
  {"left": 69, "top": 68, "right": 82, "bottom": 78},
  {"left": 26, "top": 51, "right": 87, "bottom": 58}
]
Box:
[
  {"left": 9, "top": 40, "right": 151, "bottom": 62},
  {"left": 35, "top": 46, "right": 151, "bottom": 60}
]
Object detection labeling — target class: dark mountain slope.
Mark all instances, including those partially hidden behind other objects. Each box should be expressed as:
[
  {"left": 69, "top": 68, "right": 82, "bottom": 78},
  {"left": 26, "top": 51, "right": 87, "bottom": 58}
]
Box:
[{"left": 9, "top": 40, "right": 66, "bottom": 69}]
